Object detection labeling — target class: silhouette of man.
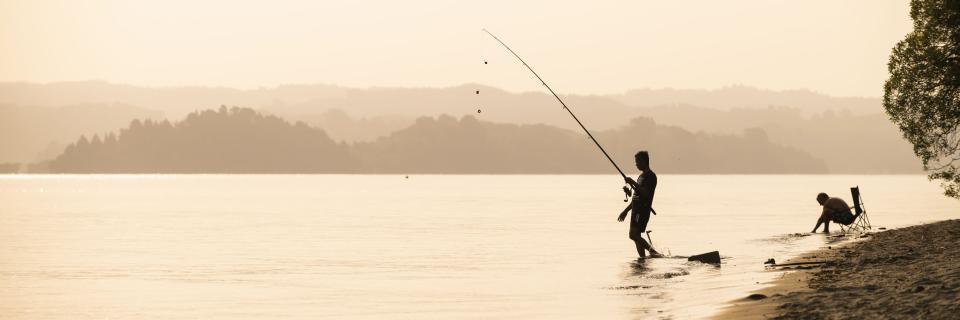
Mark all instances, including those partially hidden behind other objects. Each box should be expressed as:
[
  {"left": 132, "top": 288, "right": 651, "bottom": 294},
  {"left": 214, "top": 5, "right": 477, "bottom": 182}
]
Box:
[
  {"left": 811, "top": 192, "right": 858, "bottom": 233},
  {"left": 618, "top": 151, "right": 662, "bottom": 258}
]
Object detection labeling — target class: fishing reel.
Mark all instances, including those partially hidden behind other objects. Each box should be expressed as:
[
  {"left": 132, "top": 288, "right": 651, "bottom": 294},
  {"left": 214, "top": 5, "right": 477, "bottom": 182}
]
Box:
[{"left": 622, "top": 185, "right": 632, "bottom": 202}]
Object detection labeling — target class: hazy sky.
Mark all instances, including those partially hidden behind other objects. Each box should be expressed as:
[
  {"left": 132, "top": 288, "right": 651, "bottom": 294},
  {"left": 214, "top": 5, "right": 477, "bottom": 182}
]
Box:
[{"left": 1, "top": 0, "right": 911, "bottom": 97}]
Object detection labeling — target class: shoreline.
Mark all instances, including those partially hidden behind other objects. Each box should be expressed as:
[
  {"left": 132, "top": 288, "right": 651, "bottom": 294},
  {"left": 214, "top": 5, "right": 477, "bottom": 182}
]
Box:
[{"left": 714, "top": 219, "right": 960, "bottom": 319}]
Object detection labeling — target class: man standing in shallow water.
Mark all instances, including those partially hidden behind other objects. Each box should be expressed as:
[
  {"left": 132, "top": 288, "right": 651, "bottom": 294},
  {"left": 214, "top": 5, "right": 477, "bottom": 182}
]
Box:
[{"left": 618, "top": 151, "right": 662, "bottom": 258}]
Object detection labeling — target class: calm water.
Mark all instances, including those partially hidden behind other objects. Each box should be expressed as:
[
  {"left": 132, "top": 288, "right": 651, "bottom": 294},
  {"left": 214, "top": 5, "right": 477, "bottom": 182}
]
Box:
[{"left": 1, "top": 175, "right": 957, "bottom": 319}]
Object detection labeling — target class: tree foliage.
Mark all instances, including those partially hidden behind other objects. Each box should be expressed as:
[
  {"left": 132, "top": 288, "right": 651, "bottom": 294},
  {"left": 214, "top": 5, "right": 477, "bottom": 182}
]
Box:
[{"left": 884, "top": 0, "right": 960, "bottom": 197}]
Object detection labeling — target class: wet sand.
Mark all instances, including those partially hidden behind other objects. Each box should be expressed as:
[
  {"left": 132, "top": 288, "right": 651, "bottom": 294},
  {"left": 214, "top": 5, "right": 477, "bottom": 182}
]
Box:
[{"left": 716, "top": 219, "right": 960, "bottom": 319}]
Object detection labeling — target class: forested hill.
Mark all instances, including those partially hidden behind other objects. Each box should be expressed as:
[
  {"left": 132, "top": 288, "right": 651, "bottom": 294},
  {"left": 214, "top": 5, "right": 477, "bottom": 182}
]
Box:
[
  {"left": 2, "top": 82, "right": 914, "bottom": 174},
  {"left": 353, "top": 115, "right": 826, "bottom": 174},
  {"left": 46, "top": 107, "right": 827, "bottom": 174},
  {"left": 50, "top": 107, "right": 354, "bottom": 173}
]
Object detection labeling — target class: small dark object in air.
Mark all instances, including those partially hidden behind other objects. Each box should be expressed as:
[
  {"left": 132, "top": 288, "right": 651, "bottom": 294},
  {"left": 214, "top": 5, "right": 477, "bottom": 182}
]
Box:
[
  {"left": 747, "top": 293, "right": 767, "bottom": 300},
  {"left": 475, "top": 90, "right": 479, "bottom": 94},
  {"left": 477, "top": 109, "right": 482, "bottom": 113},
  {"left": 764, "top": 258, "right": 776, "bottom": 265},
  {"left": 484, "top": 61, "right": 488, "bottom": 64},
  {"left": 688, "top": 251, "right": 721, "bottom": 264},
  {"left": 405, "top": 175, "right": 409, "bottom": 179}
]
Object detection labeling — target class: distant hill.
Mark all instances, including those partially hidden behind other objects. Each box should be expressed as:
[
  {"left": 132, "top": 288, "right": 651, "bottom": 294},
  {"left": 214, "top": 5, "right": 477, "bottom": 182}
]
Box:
[
  {"left": 0, "top": 81, "right": 639, "bottom": 133},
  {"left": 612, "top": 85, "right": 882, "bottom": 115},
  {"left": 2, "top": 82, "right": 917, "bottom": 173},
  {"left": 596, "top": 117, "right": 829, "bottom": 174},
  {"left": 45, "top": 107, "right": 828, "bottom": 174},
  {"left": 276, "top": 108, "right": 414, "bottom": 143},
  {"left": 49, "top": 107, "right": 354, "bottom": 173},
  {"left": 0, "top": 81, "right": 350, "bottom": 120},
  {"left": 631, "top": 105, "right": 920, "bottom": 173},
  {"left": 352, "top": 114, "right": 604, "bottom": 174},
  {"left": 0, "top": 81, "right": 881, "bottom": 137},
  {"left": 0, "top": 82, "right": 881, "bottom": 120},
  {"left": 356, "top": 114, "right": 827, "bottom": 174}
]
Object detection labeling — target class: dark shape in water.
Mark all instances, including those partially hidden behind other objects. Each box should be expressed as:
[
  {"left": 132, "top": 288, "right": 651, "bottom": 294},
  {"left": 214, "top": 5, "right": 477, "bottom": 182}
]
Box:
[
  {"left": 688, "top": 251, "right": 721, "bottom": 264},
  {"left": 477, "top": 109, "right": 482, "bottom": 113},
  {"left": 475, "top": 90, "right": 479, "bottom": 94},
  {"left": 747, "top": 293, "right": 768, "bottom": 300},
  {"left": 609, "top": 285, "right": 650, "bottom": 290},
  {"left": 766, "top": 261, "right": 826, "bottom": 268},
  {"left": 484, "top": 61, "right": 488, "bottom": 64}
]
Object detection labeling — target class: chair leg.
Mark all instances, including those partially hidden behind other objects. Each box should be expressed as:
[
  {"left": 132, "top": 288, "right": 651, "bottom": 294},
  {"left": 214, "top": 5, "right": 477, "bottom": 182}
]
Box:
[{"left": 840, "top": 214, "right": 871, "bottom": 234}]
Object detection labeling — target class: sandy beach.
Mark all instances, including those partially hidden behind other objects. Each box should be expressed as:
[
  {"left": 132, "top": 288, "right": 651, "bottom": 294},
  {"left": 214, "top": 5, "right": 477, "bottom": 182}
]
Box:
[{"left": 716, "top": 219, "right": 960, "bottom": 319}]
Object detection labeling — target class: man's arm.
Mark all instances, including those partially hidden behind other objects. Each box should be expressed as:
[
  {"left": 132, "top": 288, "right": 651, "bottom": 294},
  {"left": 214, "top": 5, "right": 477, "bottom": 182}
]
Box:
[
  {"left": 812, "top": 217, "right": 824, "bottom": 233},
  {"left": 617, "top": 203, "right": 631, "bottom": 222},
  {"left": 624, "top": 177, "right": 638, "bottom": 189},
  {"left": 812, "top": 208, "right": 830, "bottom": 233}
]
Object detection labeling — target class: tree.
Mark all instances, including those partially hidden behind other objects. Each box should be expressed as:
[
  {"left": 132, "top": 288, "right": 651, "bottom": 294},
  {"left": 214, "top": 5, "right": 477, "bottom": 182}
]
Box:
[{"left": 884, "top": 0, "right": 960, "bottom": 197}]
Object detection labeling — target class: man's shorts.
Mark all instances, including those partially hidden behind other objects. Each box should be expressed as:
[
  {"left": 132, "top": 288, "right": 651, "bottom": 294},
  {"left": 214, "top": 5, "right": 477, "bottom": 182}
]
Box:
[
  {"left": 832, "top": 210, "right": 855, "bottom": 225},
  {"left": 629, "top": 210, "right": 651, "bottom": 241}
]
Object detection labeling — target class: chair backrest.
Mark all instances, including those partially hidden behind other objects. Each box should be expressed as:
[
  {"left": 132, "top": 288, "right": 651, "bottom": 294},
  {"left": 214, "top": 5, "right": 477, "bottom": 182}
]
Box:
[{"left": 850, "top": 186, "right": 863, "bottom": 214}]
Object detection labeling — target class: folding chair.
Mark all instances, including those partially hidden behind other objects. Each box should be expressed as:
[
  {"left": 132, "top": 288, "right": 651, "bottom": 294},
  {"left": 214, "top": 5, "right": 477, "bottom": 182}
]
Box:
[{"left": 838, "top": 186, "right": 871, "bottom": 234}]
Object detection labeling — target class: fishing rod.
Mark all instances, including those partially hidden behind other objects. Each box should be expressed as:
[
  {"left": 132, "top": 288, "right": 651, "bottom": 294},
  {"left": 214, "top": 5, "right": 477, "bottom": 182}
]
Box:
[
  {"left": 483, "top": 29, "right": 657, "bottom": 212},
  {"left": 482, "top": 30, "right": 627, "bottom": 177}
]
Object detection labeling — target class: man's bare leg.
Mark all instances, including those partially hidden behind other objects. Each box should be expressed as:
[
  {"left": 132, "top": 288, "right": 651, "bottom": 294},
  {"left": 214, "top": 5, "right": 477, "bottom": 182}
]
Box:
[
  {"left": 818, "top": 212, "right": 832, "bottom": 233},
  {"left": 635, "top": 239, "right": 662, "bottom": 257},
  {"left": 635, "top": 240, "right": 647, "bottom": 258},
  {"left": 644, "top": 240, "right": 662, "bottom": 257}
]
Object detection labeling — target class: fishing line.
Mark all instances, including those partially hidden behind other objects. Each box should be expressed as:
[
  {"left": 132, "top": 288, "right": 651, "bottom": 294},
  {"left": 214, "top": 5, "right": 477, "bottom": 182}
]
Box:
[{"left": 482, "top": 29, "right": 636, "bottom": 203}]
